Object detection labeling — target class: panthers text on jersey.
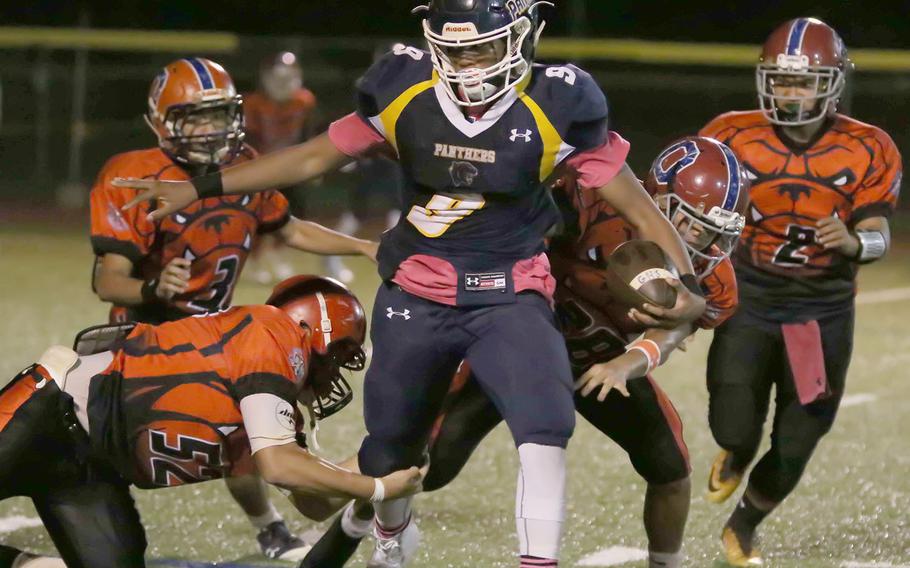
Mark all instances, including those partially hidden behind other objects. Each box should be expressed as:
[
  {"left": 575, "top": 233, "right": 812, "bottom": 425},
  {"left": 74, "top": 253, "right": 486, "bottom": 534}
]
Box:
[
  {"left": 329, "top": 45, "right": 625, "bottom": 307},
  {"left": 90, "top": 146, "right": 290, "bottom": 323},
  {"left": 700, "top": 110, "right": 901, "bottom": 319}
]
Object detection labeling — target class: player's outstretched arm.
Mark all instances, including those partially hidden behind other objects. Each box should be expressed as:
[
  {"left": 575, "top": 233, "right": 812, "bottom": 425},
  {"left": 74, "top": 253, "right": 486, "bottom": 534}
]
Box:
[
  {"left": 254, "top": 442, "right": 425, "bottom": 504},
  {"left": 595, "top": 164, "right": 705, "bottom": 326},
  {"left": 278, "top": 218, "right": 379, "bottom": 261},
  {"left": 576, "top": 323, "right": 694, "bottom": 401},
  {"left": 115, "top": 133, "right": 348, "bottom": 221}
]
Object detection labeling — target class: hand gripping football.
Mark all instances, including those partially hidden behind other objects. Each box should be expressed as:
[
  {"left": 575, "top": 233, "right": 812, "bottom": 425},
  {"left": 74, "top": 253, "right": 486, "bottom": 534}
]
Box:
[{"left": 603, "top": 240, "right": 679, "bottom": 310}]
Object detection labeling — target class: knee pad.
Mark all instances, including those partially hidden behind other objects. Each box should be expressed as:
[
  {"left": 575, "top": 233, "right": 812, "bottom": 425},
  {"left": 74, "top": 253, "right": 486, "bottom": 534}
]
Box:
[
  {"left": 516, "top": 443, "right": 567, "bottom": 560},
  {"left": 357, "top": 436, "right": 426, "bottom": 477}
]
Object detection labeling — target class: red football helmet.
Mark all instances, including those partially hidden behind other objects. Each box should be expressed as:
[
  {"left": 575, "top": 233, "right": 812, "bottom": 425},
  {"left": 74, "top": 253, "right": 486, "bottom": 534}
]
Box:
[
  {"left": 145, "top": 57, "right": 244, "bottom": 166},
  {"left": 756, "top": 18, "right": 849, "bottom": 125},
  {"left": 267, "top": 275, "right": 367, "bottom": 419},
  {"left": 645, "top": 136, "right": 750, "bottom": 278}
]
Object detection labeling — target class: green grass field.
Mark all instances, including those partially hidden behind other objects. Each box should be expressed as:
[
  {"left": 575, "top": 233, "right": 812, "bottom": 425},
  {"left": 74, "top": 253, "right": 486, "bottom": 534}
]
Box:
[{"left": 0, "top": 222, "right": 908, "bottom": 567}]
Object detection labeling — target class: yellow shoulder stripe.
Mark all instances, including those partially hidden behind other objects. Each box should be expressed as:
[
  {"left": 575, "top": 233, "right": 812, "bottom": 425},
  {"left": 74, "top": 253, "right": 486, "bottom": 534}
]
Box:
[
  {"left": 518, "top": 92, "right": 564, "bottom": 181},
  {"left": 379, "top": 71, "right": 439, "bottom": 153}
]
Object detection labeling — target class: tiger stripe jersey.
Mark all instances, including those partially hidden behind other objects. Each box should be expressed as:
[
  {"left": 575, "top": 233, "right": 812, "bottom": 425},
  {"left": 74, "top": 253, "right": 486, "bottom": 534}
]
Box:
[
  {"left": 90, "top": 145, "right": 290, "bottom": 323},
  {"left": 86, "top": 305, "right": 311, "bottom": 489},
  {"left": 700, "top": 110, "right": 901, "bottom": 318}
]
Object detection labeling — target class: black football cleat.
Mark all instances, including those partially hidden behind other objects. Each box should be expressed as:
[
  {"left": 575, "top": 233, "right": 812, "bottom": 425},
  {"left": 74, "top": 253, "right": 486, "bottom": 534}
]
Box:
[
  {"left": 257, "top": 520, "right": 311, "bottom": 562},
  {"left": 299, "top": 512, "right": 365, "bottom": 568}
]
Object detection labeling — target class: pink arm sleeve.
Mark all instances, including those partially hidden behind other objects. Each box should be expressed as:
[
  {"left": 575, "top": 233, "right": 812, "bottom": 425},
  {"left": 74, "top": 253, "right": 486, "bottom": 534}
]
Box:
[
  {"left": 565, "top": 131, "right": 631, "bottom": 190},
  {"left": 327, "top": 113, "right": 391, "bottom": 158}
]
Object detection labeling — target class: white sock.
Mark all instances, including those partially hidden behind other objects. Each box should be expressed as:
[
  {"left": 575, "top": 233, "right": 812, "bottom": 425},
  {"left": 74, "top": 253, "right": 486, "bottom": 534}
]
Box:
[
  {"left": 515, "top": 443, "right": 566, "bottom": 560},
  {"left": 649, "top": 550, "right": 684, "bottom": 568},
  {"left": 374, "top": 496, "right": 412, "bottom": 534},
  {"left": 341, "top": 502, "right": 372, "bottom": 539},
  {"left": 14, "top": 555, "right": 67, "bottom": 568},
  {"left": 248, "top": 502, "right": 283, "bottom": 530}
]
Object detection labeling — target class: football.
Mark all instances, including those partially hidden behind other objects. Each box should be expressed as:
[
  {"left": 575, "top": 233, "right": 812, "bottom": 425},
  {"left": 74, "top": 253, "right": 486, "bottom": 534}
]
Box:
[{"left": 603, "top": 240, "right": 679, "bottom": 310}]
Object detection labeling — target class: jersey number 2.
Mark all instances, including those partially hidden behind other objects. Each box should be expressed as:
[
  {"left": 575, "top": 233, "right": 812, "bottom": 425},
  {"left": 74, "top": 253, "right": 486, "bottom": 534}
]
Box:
[{"left": 773, "top": 225, "right": 816, "bottom": 266}]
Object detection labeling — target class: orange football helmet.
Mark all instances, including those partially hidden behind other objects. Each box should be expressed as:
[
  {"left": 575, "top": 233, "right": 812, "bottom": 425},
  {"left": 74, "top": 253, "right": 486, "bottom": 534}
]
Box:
[
  {"left": 145, "top": 57, "right": 244, "bottom": 166},
  {"left": 756, "top": 18, "right": 850, "bottom": 125},
  {"left": 266, "top": 275, "right": 367, "bottom": 419}
]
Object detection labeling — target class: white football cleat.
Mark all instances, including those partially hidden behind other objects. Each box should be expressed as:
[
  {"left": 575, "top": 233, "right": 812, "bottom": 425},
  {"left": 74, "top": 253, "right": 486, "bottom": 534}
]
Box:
[{"left": 366, "top": 517, "right": 420, "bottom": 568}]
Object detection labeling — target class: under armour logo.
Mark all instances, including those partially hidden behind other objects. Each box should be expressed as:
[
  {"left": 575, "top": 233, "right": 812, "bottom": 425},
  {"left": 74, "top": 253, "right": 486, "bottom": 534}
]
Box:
[
  {"left": 386, "top": 307, "right": 411, "bottom": 320},
  {"left": 466, "top": 276, "right": 480, "bottom": 286},
  {"left": 510, "top": 129, "right": 532, "bottom": 143}
]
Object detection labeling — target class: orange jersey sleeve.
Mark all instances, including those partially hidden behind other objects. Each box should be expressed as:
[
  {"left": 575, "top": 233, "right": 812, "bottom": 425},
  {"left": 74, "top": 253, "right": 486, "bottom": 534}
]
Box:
[
  {"left": 256, "top": 190, "right": 292, "bottom": 234},
  {"left": 850, "top": 127, "right": 902, "bottom": 222},
  {"left": 89, "top": 150, "right": 169, "bottom": 262},
  {"left": 697, "top": 256, "right": 738, "bottom": 329}
]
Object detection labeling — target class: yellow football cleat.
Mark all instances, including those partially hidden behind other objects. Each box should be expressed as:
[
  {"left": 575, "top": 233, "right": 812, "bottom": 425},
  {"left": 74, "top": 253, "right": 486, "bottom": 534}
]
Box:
[
  {"left": 707, "top": 449, "right": 743, "bottom": 504},
  {"left": 721, "top": 526, "right": 763, "bottom": 566}
]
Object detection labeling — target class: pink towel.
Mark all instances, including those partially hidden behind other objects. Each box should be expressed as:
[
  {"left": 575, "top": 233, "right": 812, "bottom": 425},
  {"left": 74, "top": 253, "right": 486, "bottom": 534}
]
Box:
[{"left": 781, "top": 320, "right": 829, "bottom": 405}]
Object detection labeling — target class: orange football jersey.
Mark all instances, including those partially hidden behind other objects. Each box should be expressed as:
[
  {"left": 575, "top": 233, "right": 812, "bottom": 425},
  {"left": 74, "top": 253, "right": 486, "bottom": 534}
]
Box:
[
  {"left": 700, "top": 111, "right": 901, "bottom": 312},
  {"left": 90, "top": 146, "right": 290, "bottom": 323},
  {"left": 243, "top": 89, "right": 318, "bottom": 154},
  {"left": 88, "top": 305, "right": 310, "bottom": 488}
]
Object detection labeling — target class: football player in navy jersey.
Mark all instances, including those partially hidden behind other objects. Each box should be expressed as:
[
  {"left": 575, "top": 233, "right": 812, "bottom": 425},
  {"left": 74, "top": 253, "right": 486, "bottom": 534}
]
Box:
[{"left": 116, "top": 2, "right": 706, "bottom": 566}]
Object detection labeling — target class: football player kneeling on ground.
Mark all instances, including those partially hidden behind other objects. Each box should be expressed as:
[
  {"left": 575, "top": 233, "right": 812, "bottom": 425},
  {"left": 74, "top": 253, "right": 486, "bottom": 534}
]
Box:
[
  {"left": 0, "top": 276, "right": 424, "bottom": 568},
  {"left": 299, "top": 136, "right": 748, "bottom": 568}
]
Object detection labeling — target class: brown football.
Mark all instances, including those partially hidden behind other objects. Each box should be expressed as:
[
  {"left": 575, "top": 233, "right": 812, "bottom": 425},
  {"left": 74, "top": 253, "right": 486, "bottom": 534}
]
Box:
[{"left": 603, "top": 240, "right": 678, "bottom": 310}]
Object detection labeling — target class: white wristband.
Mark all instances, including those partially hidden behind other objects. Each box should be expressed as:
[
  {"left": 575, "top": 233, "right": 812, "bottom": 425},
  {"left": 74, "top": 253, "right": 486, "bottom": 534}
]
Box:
[
  {"left": 855, "top": 230, "right": 887, "bottom": 263},
  {"left": 370, "top": 478, "right": 386, "bottom": 503}
]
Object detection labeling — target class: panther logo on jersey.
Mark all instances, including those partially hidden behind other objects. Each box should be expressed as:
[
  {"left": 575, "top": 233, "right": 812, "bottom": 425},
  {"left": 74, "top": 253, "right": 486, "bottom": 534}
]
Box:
[{"left": 450, "top": 161, "right": 480, "bottom": 188}]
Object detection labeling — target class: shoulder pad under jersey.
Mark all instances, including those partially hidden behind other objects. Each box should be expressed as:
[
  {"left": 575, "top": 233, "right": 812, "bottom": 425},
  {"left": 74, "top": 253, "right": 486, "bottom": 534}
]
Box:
[{"left": 355, "top": 46, "right": 435, "bottom": 118}]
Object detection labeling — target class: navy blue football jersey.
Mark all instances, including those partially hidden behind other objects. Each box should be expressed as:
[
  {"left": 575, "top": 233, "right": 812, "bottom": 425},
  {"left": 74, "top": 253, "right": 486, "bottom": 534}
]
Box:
[{"left": 357, "top": 46, "right": 609, "bottom": 305}]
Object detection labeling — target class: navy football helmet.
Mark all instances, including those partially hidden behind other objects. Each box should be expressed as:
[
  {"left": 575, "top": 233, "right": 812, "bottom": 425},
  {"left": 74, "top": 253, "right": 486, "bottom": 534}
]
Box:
[{"left": 414, "top": 0, "right": 552, "bottom": 106}]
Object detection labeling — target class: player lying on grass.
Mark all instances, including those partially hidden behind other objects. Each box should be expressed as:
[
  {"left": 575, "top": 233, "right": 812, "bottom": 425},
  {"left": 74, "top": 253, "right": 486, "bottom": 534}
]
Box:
[
  {"left": 300, "top": 136, "right": 749, "bottom": 568},
  {"left": 0, "top": 276, "right": 424, "bottom": 568}
]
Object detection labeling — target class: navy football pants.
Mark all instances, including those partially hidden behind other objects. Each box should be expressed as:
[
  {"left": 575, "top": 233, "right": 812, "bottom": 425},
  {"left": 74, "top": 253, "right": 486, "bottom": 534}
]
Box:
[{"left": 357, "top": 283, "right": 576, "bottom": 476}]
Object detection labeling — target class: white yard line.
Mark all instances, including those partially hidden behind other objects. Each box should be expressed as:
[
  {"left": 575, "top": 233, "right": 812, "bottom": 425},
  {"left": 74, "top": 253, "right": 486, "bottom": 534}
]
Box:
[
  {"left": 842, "top": 562, "right": 910, "bottom": 568},
  {"left": 0, "top": 515, "right": 43, "bottom": 533},
  {"left": 840, "top": 393, "right": 878, "bottom": 408},
  {"left": 856, "top": 287, "right": 910, "bottom": 305},
  {"left": 577, "top": 546, "right": 649, "bottom": 566}
]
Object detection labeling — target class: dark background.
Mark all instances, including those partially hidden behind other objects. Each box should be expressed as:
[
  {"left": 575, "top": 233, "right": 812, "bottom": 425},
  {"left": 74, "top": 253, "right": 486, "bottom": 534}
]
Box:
[
  {"left": 1, "top": 1, "right": 907, "bottom": 211},
  {"left": 4, "top": 1, "right": 910, "bottom": 46}
]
